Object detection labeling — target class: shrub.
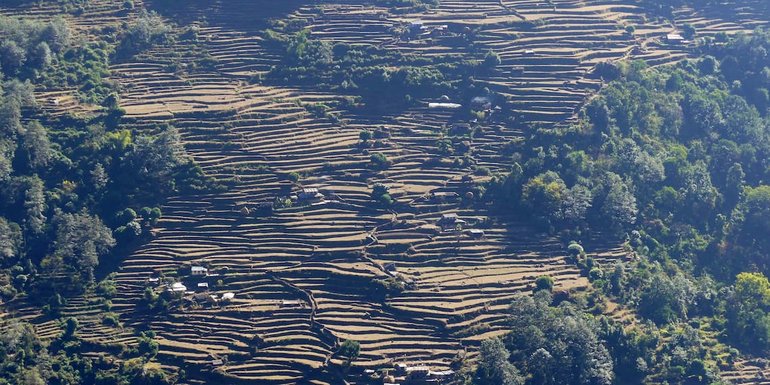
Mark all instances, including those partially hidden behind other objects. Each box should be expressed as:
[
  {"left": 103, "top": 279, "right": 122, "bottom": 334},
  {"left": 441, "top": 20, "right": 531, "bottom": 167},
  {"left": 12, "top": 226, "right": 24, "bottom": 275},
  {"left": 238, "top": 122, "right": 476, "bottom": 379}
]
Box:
[
  {"left": 535, "top": 275, "right": 554, "bottom": 292},
  {"left": 102, "top": 312, "right": 120, "bottom": 327},
  {"left": 369, "top": 153, "right": 391, "bottom": 170},
  {"left": 484, "top": 50, "right": 502, "bottom": 68},
  {"left": 339, "top": 339, "right": 360, "bottom": 360},
  {"left": 371, "top": 183, "right": 394, "bottom": 207},
  {"left": 359, "top": 130, "right": 373, "bottom": 143}
]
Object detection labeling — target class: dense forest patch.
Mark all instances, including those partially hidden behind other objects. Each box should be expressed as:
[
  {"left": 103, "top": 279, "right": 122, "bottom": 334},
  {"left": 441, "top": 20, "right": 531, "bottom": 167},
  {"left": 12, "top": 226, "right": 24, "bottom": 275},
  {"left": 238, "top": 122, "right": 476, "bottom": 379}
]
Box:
[
  {"left": 469, "top": 28, "right": 770, "bottom": 385},
  {"left": 0, "top": 8, "right": 211, "bottom": 385},
  {"left": 263, "top": 20, "right": 489, "bottom": 110}
]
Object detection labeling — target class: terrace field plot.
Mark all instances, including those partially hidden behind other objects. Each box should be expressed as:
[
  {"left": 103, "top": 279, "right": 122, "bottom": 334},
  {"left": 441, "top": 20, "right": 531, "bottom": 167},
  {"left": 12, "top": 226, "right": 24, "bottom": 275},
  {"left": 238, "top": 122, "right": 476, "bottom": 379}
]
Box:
[
  {"left": 100, "top": 3, "right": 642, "bottom": 381},
  {"left": 2, "top": 0, "right": 769, "bottom": 383},
  {"left": 289, "top": 0, "right": 666, "bottom": 124},
  {"left": 722, "top": 360, "right": 770, "bottom": 385}
]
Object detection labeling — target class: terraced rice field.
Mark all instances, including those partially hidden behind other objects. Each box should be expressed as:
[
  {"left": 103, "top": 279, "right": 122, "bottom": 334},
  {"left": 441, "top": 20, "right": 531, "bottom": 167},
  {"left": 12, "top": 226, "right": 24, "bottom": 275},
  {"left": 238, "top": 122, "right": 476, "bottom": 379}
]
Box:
[{"left": 2, "top": 0, "right": 769, "bottom": 383}]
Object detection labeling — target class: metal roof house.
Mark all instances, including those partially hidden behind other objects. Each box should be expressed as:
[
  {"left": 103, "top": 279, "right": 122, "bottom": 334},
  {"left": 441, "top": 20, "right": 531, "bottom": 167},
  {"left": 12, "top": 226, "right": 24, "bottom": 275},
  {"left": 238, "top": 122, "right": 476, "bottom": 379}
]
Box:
[
  {"left": 299, "top": 188, "right": 325, "bottom": 201},
  {"left": 666, "top": 33, "right": 686, "bottom": 44},
  {"left": 168, "top": 282, "right": 187, "bottom": 293}
]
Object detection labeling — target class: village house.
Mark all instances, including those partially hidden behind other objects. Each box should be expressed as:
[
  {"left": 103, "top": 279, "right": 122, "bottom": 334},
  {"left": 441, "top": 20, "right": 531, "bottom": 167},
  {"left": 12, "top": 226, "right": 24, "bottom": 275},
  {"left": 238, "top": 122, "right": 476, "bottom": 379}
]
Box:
[
  {"left": 431, "top": 191, "right": 459, "bottom": 202},
  {"left": 409, "top": 21, "right": 425, "bottom": 35},
  {"left": 299, "top": 188, "right": 325, "bottom": 202},
  {"left": 428, "top": 102, "right": 462, "bottom": 109},
  {"left": 390, "top": 363, "right": 455, "bottom": 384},
  {"left": 437, "top": 213, "right": 466, "bottom": 230},
  {"left": 221, "top": 292, "right": 235, "bottom": 302},
  {"left": 384, "top": 262, "right": 397, "bottom": 274},
  {"left": 191, "top": 266, "right": 208, "bottom": 276},
  {"left": 467, "top": 229, "right": 485, "bottom": 238},
  {"left": 666, "top": 32, "right": 686, "bottom": 44},
  {"left": 168, "top": 282, "right": 187, "bottom": 294}
]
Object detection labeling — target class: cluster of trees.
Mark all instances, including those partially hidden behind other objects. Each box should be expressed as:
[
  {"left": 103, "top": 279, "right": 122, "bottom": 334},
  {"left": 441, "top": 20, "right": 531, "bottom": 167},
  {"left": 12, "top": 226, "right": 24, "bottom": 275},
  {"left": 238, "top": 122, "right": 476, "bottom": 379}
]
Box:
[
  {"left": 474, "top": 27, "right": 770, "bottom": 382},
  {"left": 0, "top": 11, "right": 210, "bottom": 302},
  {"left": 264, "top": 28, "right": 481, "bottom": 109},
  {"left": 0, "top": 16, "right": 69, "bottom": 77},
  {"left": 489, "top": 29, "right": 770, "bottom": 280},
  {"left": 115, "top": 10, "right": 172, "bottom": 59},
  {"left": 471, "top": 288, "right": 724, "bottom": 385},
  {"left": 0, "top": 6, "right": 197, "bottom": 384},
  {"left": 0, "top": 319, "right": 178, "bottom": 385},
  {"left": 0, "top": 14, "right": 115, "bottom": 105}
]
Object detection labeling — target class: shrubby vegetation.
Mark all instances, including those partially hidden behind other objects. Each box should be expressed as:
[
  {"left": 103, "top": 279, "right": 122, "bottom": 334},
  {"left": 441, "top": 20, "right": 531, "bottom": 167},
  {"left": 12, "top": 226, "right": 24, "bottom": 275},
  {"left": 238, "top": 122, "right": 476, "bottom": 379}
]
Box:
[
  {"left": 0, "top": 7, "right": 210, "bottom": 309},
  {"left": 264, "top": 28, "right": 481, "bottom": 109},
  {"left": 0, "top": 7, "right": 199, "bottom": 384},
  {"left": 116, "top": 10, "right": 173, "bottom": 59},
  {"left": 473, "top": 27, "right": 770, "bottom": 383},
  {"left": 487, "top": 29, "right": 770, "bottom": 279},
  {"left": 470, "top": 287, "right": 726, "bottom": 385}
]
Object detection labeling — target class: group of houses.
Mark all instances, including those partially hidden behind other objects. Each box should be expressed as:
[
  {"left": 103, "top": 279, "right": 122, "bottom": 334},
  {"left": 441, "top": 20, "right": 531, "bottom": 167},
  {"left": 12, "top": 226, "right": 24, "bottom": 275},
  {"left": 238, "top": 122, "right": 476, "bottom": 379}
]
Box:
[
  {"left": 365, "top": 362, "right": 454, "bottom": 385},
  {"left": 664, "top": 31, "right": 690, "bottom": 45},
  {"left": 238, "top": 187, "right": 332, "bottom": 217},
  {"left": 436, "top": 213, "right": 485, "bottom": 238},
  {"left": 152, "top": 265, "right": 235, "bottom": 306},
  {"left": 408, "top": 21, "right": 451, "bottom": 38}
]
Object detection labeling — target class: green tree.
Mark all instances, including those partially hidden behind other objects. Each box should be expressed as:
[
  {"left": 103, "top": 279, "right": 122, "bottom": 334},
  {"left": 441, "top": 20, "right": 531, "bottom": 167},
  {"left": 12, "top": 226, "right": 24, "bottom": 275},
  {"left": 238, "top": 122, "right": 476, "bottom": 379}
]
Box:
[
  {"left": 371, "top": 183, "right": 394, "bottom": 207},
  {"left": 23, "top": 176, "right": 46, "bottom": 235},
  {"left": 339, "top": 339, "right": 360, "bottom": 360},
  {"left": 48, "top": 210, "right": 116, "bottom": 281},
  {"left": 369, "top": 152, "right": 391, "bottom": 170},
  {"left": 476, "top": 338, "right": 524, "bottom": 385},
  {"left": 534, "top": 276, "right": 554, "bottom": 292},
  {"left": 600, "top": 175, "right": 637, "bottom": 230},
  {"left": 522, "top": 171, "right": 567, "bottom": 225},
  {"left": 20, "top": 121, "right": 51, "bottom": 170},
  {"left": 484, "top": 50, "right": 502, "bottom": 68},
  {"left": 726, "top": 272, "right": 770, "bottom": 352},
  {"left": 0, "top": 218, "right": 20, "bottom": 262},
  {"left": 0, "top": 40, "right": 26, "bottom": 74}
]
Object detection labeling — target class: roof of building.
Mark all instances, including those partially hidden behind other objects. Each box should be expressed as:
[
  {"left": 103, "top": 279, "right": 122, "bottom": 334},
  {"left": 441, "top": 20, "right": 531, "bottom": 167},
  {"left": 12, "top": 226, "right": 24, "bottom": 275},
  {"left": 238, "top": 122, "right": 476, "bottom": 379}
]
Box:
[
  {"left": 170, "top": 282, "right": 187, "bottom": 292},
  {"left": 221, "top": 292, "right": 235, "bottom": 300},
  {"left": 430, "top": 370, "right": 455, "bottom": 376},
  {"left": 191, "top": 266, "right": 208, "bottom": 272},
  {"left": 428, "top": 102, "right": 462, "bottom": 109},
  {"left": 667, "top": 32, "right": 684, "bottom": 40},
  {"left": 197, "top": 282, "right": 209, "bottom": 288}
]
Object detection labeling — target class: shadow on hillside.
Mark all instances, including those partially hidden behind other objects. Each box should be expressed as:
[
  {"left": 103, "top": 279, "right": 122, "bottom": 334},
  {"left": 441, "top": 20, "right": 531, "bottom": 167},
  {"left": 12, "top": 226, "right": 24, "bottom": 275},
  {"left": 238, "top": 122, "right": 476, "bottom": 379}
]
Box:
[{"left": 145, "top": 0, "right": 308, "bottom": 33}]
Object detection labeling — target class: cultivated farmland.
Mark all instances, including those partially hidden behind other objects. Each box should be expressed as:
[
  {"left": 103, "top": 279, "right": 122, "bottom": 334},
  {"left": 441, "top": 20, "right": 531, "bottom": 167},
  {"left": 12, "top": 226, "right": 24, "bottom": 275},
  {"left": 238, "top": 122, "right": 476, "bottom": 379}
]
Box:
[{"left": 1, "top": 0, "right": 769, "bottom": 384}]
